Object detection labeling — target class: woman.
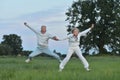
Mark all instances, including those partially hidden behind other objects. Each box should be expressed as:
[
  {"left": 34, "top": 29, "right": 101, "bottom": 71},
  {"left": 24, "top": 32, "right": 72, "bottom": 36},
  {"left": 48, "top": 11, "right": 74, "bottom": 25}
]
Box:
[{"left": 59, "top": 24, "right": 94, "bottom": 72}]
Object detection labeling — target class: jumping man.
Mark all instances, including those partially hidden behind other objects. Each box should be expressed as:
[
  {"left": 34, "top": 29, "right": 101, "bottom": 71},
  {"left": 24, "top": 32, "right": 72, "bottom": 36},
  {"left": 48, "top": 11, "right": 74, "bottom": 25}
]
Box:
[{"left": 24, "top": 22, "right": 61, "bottom": 63}]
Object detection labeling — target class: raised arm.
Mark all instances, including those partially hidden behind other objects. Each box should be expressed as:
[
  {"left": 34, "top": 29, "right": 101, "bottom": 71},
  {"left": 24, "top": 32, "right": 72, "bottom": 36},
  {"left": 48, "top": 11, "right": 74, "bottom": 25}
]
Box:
[
  {"left": 24, "top": 22, "right": 38, "bottom": 34},
  {"left": 80, "top": 24, "right": 94, "bottom": 36}
]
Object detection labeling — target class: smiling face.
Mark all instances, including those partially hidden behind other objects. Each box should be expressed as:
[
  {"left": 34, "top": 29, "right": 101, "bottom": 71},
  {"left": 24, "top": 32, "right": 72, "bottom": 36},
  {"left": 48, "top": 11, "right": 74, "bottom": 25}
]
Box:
[
  {"left": 72, "top": 28, "right": 79, "bottom": 36},
  {"left": 41, "top": 25, "right": 46, "bottom": 34}
]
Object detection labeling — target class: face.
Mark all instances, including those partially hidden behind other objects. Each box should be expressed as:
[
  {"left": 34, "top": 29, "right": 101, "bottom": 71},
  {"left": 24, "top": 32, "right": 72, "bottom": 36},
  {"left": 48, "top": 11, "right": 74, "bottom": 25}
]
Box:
[
  {"left": 41, "top": 26, "right": 46, "bottom": 33},
  {"left": 72, "top": 28, "right": 79, "bottom": 36}
]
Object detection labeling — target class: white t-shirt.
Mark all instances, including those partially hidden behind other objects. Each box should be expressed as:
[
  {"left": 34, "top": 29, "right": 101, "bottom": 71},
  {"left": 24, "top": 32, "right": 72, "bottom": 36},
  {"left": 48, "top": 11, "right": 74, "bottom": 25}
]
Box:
[
  {"left": 26, "top": 26, "right": 54, "bottom": 47},
  {"left": 61, "top": 28, "right": 91, "bottom": 47},
  {"left": 36, "top": 32, "right": 53, "bottom": 47}
]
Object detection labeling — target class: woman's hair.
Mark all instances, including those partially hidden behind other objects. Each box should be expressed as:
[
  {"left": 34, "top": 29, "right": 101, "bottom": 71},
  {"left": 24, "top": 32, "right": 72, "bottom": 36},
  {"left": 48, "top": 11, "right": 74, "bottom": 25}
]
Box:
[{"left": 71, "top": 28, "right": 79, "bottom": 33}]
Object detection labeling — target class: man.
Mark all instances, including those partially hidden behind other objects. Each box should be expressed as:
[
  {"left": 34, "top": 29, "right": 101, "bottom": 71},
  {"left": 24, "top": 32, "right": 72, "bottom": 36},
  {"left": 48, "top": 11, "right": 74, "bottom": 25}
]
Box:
[
  {"left": 59, "top": 24, "right": 94, "bottom": 72},
  {"left": 24, "top": 22, "right": 61, "bottom": 63}
]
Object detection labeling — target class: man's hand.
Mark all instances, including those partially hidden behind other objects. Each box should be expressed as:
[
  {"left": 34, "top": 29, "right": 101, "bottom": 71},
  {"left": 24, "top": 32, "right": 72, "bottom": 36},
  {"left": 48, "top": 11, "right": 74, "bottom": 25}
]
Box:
[
  {"left": 53, "top": 36, "right": 59, "bottom": 41},
  {"left": 24, "top": 22, "right": 28, "bottom": 26}
]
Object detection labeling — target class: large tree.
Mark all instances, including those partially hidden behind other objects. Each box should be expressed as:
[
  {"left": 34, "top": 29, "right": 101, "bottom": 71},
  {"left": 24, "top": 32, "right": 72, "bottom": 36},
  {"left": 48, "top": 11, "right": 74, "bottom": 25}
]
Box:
[
  {"left": 1, "top": 34, "right": 23, "bottom": 55},
  {"left": 65, "top": 0, "right": 120, "bottom": 54}
]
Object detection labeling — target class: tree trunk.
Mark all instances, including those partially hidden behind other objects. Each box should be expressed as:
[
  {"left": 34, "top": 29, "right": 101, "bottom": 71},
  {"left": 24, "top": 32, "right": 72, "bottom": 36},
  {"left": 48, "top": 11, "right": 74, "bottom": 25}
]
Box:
[
  {"left": 97, "top": 43, "right": 107, "bottom": 54},
  {"left": 97, "top": 36, "right": 107, "bottom": 54}
]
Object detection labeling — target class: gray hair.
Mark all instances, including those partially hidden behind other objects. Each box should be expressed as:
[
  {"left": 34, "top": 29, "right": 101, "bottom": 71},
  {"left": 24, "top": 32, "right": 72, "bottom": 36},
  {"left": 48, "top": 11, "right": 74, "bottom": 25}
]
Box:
[{"left": 71, "top": 28, "right": 79, "bottom": 33}]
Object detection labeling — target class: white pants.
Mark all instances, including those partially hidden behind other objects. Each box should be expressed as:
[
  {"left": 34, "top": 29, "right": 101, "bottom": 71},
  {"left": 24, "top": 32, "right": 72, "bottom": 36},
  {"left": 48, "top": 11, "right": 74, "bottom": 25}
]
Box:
[
  {"left": 59, "top": 46, "right": 89, "bottom": 70},
  {"left": 29, "top": 46, "right": 61, "bottom": 61}
]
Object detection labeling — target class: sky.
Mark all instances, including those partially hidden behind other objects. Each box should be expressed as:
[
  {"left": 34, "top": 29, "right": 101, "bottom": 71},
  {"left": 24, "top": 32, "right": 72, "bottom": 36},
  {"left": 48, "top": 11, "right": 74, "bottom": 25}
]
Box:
[{"left": 0, "top": 0, "right": 74, "bottom": 54}]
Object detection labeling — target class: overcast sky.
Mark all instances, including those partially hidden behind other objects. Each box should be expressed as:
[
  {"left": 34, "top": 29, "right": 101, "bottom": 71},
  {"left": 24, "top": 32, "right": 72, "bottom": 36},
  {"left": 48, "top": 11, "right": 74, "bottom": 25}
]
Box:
[{"left": 0, "top": 0, "right": 74, "bottom": 54}]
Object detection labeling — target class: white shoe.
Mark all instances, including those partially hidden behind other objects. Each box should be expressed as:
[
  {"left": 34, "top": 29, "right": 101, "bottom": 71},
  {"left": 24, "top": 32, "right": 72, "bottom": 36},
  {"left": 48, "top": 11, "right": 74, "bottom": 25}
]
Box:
[
  {"left": 86, "top": 68, "right": 91, "bottom": 71},
  {"left": 59, "top": 68, "right": 63, "bottom": 72},
  {"left": 25, "top": 59, "right": 30, "bottom": 63}
]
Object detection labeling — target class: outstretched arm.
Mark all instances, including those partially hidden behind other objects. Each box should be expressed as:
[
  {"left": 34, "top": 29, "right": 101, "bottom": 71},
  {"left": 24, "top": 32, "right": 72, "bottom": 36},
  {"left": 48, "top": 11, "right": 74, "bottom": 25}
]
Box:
[
  {"left": 58, "top": 37, "right": 68, "bottom": 41},
  {"left": 57, "top": 34, "right": 73, "bottom": 41},
  {"left": 51, "top": 36, "right": 67, "bottom": 41},
  {"left": 24, "top": 22, "right": 38, "bottom": 34},
  {"left": 80, "top": 24, "right": 94, "bottom": 36},
  {"left": 90, "top": 24, "right": 94, "bottom": 29},
  {"left": 53, "top": 36, "right": 70, "bottom": 41}
]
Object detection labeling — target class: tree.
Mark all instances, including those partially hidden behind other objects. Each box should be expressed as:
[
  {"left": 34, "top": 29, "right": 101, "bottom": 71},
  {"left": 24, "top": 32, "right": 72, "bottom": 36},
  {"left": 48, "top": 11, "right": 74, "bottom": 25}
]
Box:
[
  {"left": 1, "top": 34, "right": 23, "bottom": 55},
  {"left": 21, "top": 50, "right": 32, "bottom": 56},
  {"left": 0, "top": 44, "right": 13, "bottom": 55},
  {"left": 65, "top": 0, "right": 120, "bottom": 55}
]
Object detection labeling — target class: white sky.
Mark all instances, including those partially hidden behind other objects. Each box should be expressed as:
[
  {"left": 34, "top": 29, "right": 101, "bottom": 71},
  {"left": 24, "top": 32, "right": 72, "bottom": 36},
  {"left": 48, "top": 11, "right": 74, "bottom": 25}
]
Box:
[
  {"left": 0, "top": 0, "right": 74, "bottom": 54},
  {"left": 0, "top": 0, "right": 73, "bottom": 19}
]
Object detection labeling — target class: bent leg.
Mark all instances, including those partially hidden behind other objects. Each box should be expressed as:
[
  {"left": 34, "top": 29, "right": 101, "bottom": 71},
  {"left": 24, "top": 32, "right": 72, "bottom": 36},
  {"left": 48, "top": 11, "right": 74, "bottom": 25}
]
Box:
[
  {"left": 25, "top": 47, "right": 42, "bottom": 63},
  {"left": 43, "top": 48, "right": 61, "bottom": 62},
  {"left": 29, "top": 47, "right": 42, "bottom": 58}
]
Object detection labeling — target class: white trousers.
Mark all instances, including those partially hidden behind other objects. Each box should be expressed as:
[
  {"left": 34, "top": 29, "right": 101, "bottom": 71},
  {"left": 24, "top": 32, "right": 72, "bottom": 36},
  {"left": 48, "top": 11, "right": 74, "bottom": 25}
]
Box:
[
  {"left": 29, "top": 46, "right": 61, "bottom": 61},
  {"left": 59, "top": 46, "right": 89, "bottom": 70}
]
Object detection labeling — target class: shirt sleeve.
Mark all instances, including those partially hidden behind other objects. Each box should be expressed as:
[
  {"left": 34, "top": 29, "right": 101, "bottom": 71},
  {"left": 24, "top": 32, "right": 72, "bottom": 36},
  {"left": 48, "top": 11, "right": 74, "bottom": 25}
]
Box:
[
  {"left": 48, "top": 33, "right": 55, "bottom": 39},
  {"left": 79, "top": 28, "right": 91, "bottom": 36},
  {"left": 26, "top": 25, "right": 39, "bottom": 34}
]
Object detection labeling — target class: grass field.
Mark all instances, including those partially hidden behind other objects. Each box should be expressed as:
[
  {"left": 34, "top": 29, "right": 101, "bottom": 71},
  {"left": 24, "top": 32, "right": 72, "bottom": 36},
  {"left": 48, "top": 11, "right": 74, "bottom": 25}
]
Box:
[{"left": 0, "top": 56, "right": 119, "bottom": 80}]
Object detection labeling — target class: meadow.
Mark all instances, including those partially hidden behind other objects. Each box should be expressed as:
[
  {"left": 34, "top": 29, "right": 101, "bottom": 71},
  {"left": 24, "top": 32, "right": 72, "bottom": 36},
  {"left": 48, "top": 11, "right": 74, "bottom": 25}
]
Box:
[{"left": 0, "top": 56, "right": 119, "bottom": 80}]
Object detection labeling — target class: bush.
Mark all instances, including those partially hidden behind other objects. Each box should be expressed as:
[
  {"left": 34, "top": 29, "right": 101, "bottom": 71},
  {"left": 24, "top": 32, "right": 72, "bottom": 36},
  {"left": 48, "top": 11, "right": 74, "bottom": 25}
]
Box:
[{"left": 0, "top": 44, "right": 13, "bottom": 55}]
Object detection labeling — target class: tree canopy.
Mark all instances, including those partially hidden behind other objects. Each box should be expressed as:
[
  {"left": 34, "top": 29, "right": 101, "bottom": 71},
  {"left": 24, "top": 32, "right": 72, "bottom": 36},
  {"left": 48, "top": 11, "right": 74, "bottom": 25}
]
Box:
[{"left": 1, "top": 34, "right": 23, "bottom": 55}]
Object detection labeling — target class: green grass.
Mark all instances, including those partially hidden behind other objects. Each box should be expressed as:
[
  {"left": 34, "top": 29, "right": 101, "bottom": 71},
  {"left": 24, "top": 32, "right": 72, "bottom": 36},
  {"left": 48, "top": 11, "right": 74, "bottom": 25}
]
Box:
[{"left": 0, "top": 56, "right": 119, "bottom": 80}]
